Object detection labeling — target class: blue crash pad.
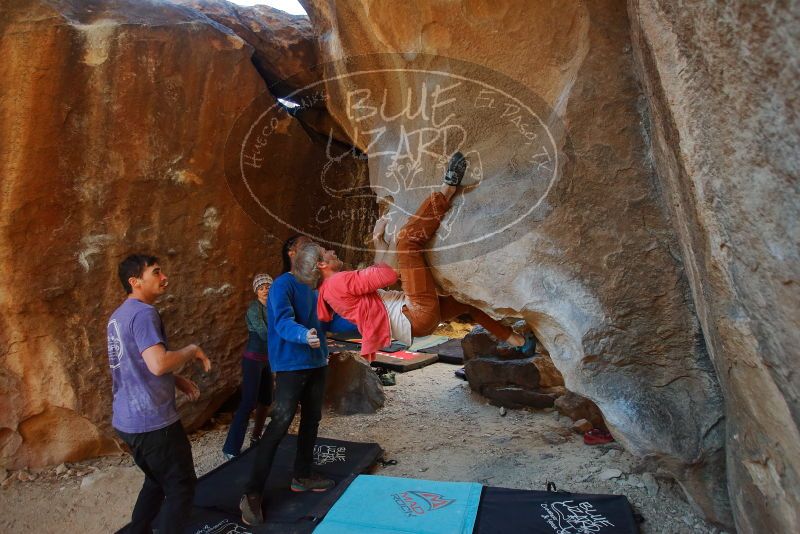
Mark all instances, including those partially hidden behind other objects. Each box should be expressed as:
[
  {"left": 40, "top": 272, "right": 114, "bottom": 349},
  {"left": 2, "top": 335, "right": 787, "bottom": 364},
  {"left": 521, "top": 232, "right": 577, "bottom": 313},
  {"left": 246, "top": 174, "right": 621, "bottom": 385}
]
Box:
[{"left": 314, "top": 475, "right": 482, "bottom": 534}]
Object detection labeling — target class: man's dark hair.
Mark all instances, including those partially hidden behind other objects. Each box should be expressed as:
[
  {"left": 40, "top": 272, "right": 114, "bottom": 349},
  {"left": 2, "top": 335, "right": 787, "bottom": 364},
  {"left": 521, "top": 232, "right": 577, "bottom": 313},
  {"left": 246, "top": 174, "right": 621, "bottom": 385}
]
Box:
[
  {"left": 118, "top": 254, "right": 159, "bottom": 294},
  {"left": 281, "top": 234, "right": 304, "bottom": 273}
]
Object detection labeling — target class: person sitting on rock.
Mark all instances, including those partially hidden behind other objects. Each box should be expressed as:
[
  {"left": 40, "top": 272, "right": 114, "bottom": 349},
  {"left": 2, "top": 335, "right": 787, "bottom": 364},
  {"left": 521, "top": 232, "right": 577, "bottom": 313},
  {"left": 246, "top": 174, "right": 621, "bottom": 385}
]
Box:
[{"left": 293, "top": 152, "right": 532, "bottom": 361}]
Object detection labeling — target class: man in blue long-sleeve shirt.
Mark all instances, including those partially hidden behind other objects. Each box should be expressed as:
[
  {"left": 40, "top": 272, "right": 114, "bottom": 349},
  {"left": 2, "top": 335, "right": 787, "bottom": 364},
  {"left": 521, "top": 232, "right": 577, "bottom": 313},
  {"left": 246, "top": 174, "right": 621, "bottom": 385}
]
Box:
[{"left": 240, "top": 235, "right": 356, "bottom": 526}]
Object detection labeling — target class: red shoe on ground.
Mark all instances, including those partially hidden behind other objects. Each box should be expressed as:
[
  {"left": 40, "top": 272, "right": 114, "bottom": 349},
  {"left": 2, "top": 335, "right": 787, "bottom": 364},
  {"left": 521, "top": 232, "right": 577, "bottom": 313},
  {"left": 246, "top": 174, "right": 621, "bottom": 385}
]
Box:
[{"left": 584, "top": 428, "right": 614, "bottom": 445}]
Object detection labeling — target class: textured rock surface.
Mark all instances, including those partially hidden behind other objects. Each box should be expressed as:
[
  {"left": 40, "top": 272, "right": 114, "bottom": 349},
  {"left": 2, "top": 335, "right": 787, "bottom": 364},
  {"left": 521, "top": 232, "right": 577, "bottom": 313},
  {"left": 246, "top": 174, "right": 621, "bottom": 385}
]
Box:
[
  {"left": 324, "top": 351, "right": 384, "bottom": 415},
  {"left": 555, "top": 391, "right": 608, "bottom": 431},
  {"left": 462, "top": 325, "right": 563, "bottom": 408},
  {"left": 461, "top": 323, "right": 537, "bottom": 361},
  {"left": 461, "top": 325, "right": 536, "bottom": 360},
  {"left": 181, "top": 0, "right": 354, "bottom": 147},
  {"left": 531, "top": 354, "right": 566, "bottom": 389},
  {"left": 178, "top": 0, "right": 317, "bottom": 95},
  {"left": 302, "top": 0, "right": 728, "bottom": 525},
  {"left": 628, "top": 1, "right": 800, "bottom": 532},
  {"left": 461, "top": 326, "right": 564, "bottom": 408},
  {"left": 572, "top": 419, "right": 593, "bottom": 434},
  {"left": 0, "top": 0, "right": 373, "bottom": 469},
  {"left": 464, "top": 354, "right": 563, "bottom": 409},
  {"left": 464, "top": 356, "right": 542, "bottom": 391}
]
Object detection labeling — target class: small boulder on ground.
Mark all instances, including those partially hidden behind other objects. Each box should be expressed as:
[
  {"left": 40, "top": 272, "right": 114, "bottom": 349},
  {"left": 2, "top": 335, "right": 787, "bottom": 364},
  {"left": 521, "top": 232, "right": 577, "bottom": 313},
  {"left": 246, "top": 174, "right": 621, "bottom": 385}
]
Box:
[
  {"left": 16, "top": 470, "right": 35, "bottom": 482},
  {"left": 572, "top": 418, "right": 593, "bottom": 433},
  {"left": 554, "top": 391, "right": 608, "bottom": 430},
  {"left": 324, "top": 351, "right": 385, "bottom": 415},
  {"left": 642, "top": 472, "right": 660, "bottom": 496},
  {"left": 599, "top": 468, "right": 623, "bottom": 481}
]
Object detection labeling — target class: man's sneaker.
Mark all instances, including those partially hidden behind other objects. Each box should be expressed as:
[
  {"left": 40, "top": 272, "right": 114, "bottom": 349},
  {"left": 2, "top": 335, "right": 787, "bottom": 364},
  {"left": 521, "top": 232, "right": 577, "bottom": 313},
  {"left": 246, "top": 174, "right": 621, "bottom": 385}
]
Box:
[
  {"left": 443, "top": 151, "right": 468, "bottom": 186},
  {"left": 291, "top": 473, "right": 335, "bottom": 493},
  {"left": 223, "top": 451, "right": 236, "bottom": 461},
  {"left": 240, "top": 493, "right": 264, "bottom": 526}
]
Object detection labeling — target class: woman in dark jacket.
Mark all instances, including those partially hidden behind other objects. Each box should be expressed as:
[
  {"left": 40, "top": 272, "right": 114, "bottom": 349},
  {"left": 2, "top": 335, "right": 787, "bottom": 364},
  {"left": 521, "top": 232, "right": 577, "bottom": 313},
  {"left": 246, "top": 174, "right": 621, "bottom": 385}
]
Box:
[{"left": 223, "top": 273, "right": 273, "bottom": 459}]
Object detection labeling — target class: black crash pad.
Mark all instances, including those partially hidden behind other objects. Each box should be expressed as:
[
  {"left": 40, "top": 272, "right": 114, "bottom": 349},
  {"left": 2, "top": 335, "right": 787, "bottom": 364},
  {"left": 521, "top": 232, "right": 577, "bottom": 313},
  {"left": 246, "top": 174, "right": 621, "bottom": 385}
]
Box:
[
  {"left": 125, "top": 435, "right": 382, "bottom": 534},
  {"left": 474, "top": 485, "right": 641, "bottom": 534},
  {"left": 420, "top": 338, "right": 465, "bottom": 364}
]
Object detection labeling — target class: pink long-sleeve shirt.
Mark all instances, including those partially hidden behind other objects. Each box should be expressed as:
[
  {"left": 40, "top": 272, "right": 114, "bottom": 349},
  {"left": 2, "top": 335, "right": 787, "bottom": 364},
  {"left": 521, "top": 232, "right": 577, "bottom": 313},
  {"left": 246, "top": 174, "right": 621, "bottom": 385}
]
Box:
[{"left": 317, "top": 263, "right": 399, "bottom": 356}]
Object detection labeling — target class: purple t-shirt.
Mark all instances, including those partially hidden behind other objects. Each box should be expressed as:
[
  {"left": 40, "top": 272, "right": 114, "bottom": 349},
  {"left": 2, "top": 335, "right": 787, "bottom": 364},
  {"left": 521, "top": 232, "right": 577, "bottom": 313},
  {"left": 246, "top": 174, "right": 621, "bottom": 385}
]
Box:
[{"left": 108, "top": 298, "right": 179, "bottom": 433}]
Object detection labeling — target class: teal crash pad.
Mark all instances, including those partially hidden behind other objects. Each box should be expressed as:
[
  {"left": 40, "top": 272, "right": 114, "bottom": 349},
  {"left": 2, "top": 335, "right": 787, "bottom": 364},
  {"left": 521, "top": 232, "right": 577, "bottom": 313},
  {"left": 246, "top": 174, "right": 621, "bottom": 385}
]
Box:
[{"left": 314, "top": 475, "right": 482, "bottom": 534}]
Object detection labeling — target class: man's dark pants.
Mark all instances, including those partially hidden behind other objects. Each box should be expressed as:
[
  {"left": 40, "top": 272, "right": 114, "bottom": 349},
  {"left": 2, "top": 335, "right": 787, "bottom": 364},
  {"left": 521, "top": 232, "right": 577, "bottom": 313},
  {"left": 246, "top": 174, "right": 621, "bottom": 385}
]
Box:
[
  {"left": 245, "top": 365, "right": 328, "bottom": 495},
  {"left": 117, "top": 420, "right": 197, "bottom": 533}
]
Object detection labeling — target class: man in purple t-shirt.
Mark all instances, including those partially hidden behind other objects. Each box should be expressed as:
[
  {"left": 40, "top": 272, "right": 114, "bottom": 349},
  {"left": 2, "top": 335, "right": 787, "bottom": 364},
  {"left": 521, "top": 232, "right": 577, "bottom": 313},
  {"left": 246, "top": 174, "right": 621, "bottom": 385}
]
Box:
[{"left": 108, "top": 254, "right": 211, "bottom": 534}]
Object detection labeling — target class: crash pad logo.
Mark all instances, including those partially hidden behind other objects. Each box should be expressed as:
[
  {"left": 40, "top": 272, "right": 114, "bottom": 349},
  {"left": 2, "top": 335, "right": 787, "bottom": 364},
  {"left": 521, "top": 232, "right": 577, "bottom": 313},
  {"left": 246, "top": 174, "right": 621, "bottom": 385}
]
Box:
[
  {"left": 225, "top": 53, "right": 570, "bottom": 265},
  {"left": 392, "top": 490, "right": 455, "bottom": 517},
  {"left": 313, "top": 444, "right": 346, "bottom": 465},
  {"left": 107, "top": 319, "right": 123, "bottom": 369},
  {"left": 195, "top": 519, "right": 252, "bottom": 534},
  {"left": 540, "top": 500, "right": 615, "bottom": 533}
]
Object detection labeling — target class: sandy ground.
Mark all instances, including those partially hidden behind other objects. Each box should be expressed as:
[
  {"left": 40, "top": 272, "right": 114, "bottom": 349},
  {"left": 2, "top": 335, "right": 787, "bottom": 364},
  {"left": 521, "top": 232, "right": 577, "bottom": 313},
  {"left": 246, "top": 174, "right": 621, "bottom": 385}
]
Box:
[{"left": 0, "top": 362, "right": 728, "bottom": 534}]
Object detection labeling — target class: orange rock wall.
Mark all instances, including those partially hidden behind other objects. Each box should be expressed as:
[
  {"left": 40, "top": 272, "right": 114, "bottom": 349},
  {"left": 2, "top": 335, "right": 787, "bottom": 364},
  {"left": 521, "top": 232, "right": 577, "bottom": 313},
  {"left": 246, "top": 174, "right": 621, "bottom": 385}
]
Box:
[{"left": 0, "top": 0, "right": 372, "bottom": 470}]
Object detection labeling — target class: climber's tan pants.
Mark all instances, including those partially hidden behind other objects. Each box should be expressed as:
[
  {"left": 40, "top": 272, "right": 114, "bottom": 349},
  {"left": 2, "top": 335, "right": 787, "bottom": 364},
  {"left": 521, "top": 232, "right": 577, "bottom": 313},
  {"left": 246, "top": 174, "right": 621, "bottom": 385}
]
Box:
[{"left": 399, "top": 192, "right": 513, "bottom": 342}]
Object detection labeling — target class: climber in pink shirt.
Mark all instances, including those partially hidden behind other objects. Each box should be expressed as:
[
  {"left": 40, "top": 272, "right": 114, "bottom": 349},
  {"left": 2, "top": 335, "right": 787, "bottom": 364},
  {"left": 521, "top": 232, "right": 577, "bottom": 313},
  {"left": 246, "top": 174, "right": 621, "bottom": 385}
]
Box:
[{"left": 294, "top": 152, "right": 529, "bottom": 361}]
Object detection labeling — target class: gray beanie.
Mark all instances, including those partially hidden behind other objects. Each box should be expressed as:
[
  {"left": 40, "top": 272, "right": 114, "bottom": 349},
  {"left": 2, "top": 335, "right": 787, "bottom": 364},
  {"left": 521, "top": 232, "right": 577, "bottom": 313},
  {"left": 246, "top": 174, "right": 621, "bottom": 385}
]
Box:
[{"left": 252, "top": 273, "right": 273, "bottom": 293}]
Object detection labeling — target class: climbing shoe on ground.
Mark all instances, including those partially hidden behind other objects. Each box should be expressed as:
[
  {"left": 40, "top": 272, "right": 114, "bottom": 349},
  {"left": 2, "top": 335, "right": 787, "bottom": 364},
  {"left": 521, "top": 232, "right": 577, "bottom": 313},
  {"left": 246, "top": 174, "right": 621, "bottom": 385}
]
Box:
[
  {"left": 455, "top": 367, "right": 467, "bottom": 380},
  {"left": 584, "top": 428, "right": 614, "bottom": 445},
  {"left": 240, "top": 493, "right": 264, "bottom": 525},
  {"left": 443, "top": 151, "right": 468, "bottom": 186},
  {"left": 223, "top": 451, "right": 237, "bottom": 461},
  {"left": 291, "top": 472, "right": 335, "bottom": 492}
]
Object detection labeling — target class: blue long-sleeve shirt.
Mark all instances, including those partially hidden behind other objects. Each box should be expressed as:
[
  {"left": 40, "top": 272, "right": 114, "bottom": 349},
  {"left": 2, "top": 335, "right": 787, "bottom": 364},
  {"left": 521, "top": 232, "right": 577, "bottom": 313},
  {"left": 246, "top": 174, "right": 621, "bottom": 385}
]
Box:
[{"left": 267, "top": 272, "right": 357, "bottom": 372}]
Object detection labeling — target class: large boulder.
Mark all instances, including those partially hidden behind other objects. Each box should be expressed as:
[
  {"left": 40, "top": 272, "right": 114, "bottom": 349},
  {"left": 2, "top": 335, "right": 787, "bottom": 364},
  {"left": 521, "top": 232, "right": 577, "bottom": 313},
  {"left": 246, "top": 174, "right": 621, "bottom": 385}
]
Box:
[
  {"left": 0, "top": 0, "right": 265, "bottom": 469},
  {"left": 0, "top": 0, "right": 373, "bottom": 469},
  {"left": 301, "top": 0, "right": 728, "bottom": 525},
  {"left": 628, "top": 1, "right": 800, "bottom": 532}
]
